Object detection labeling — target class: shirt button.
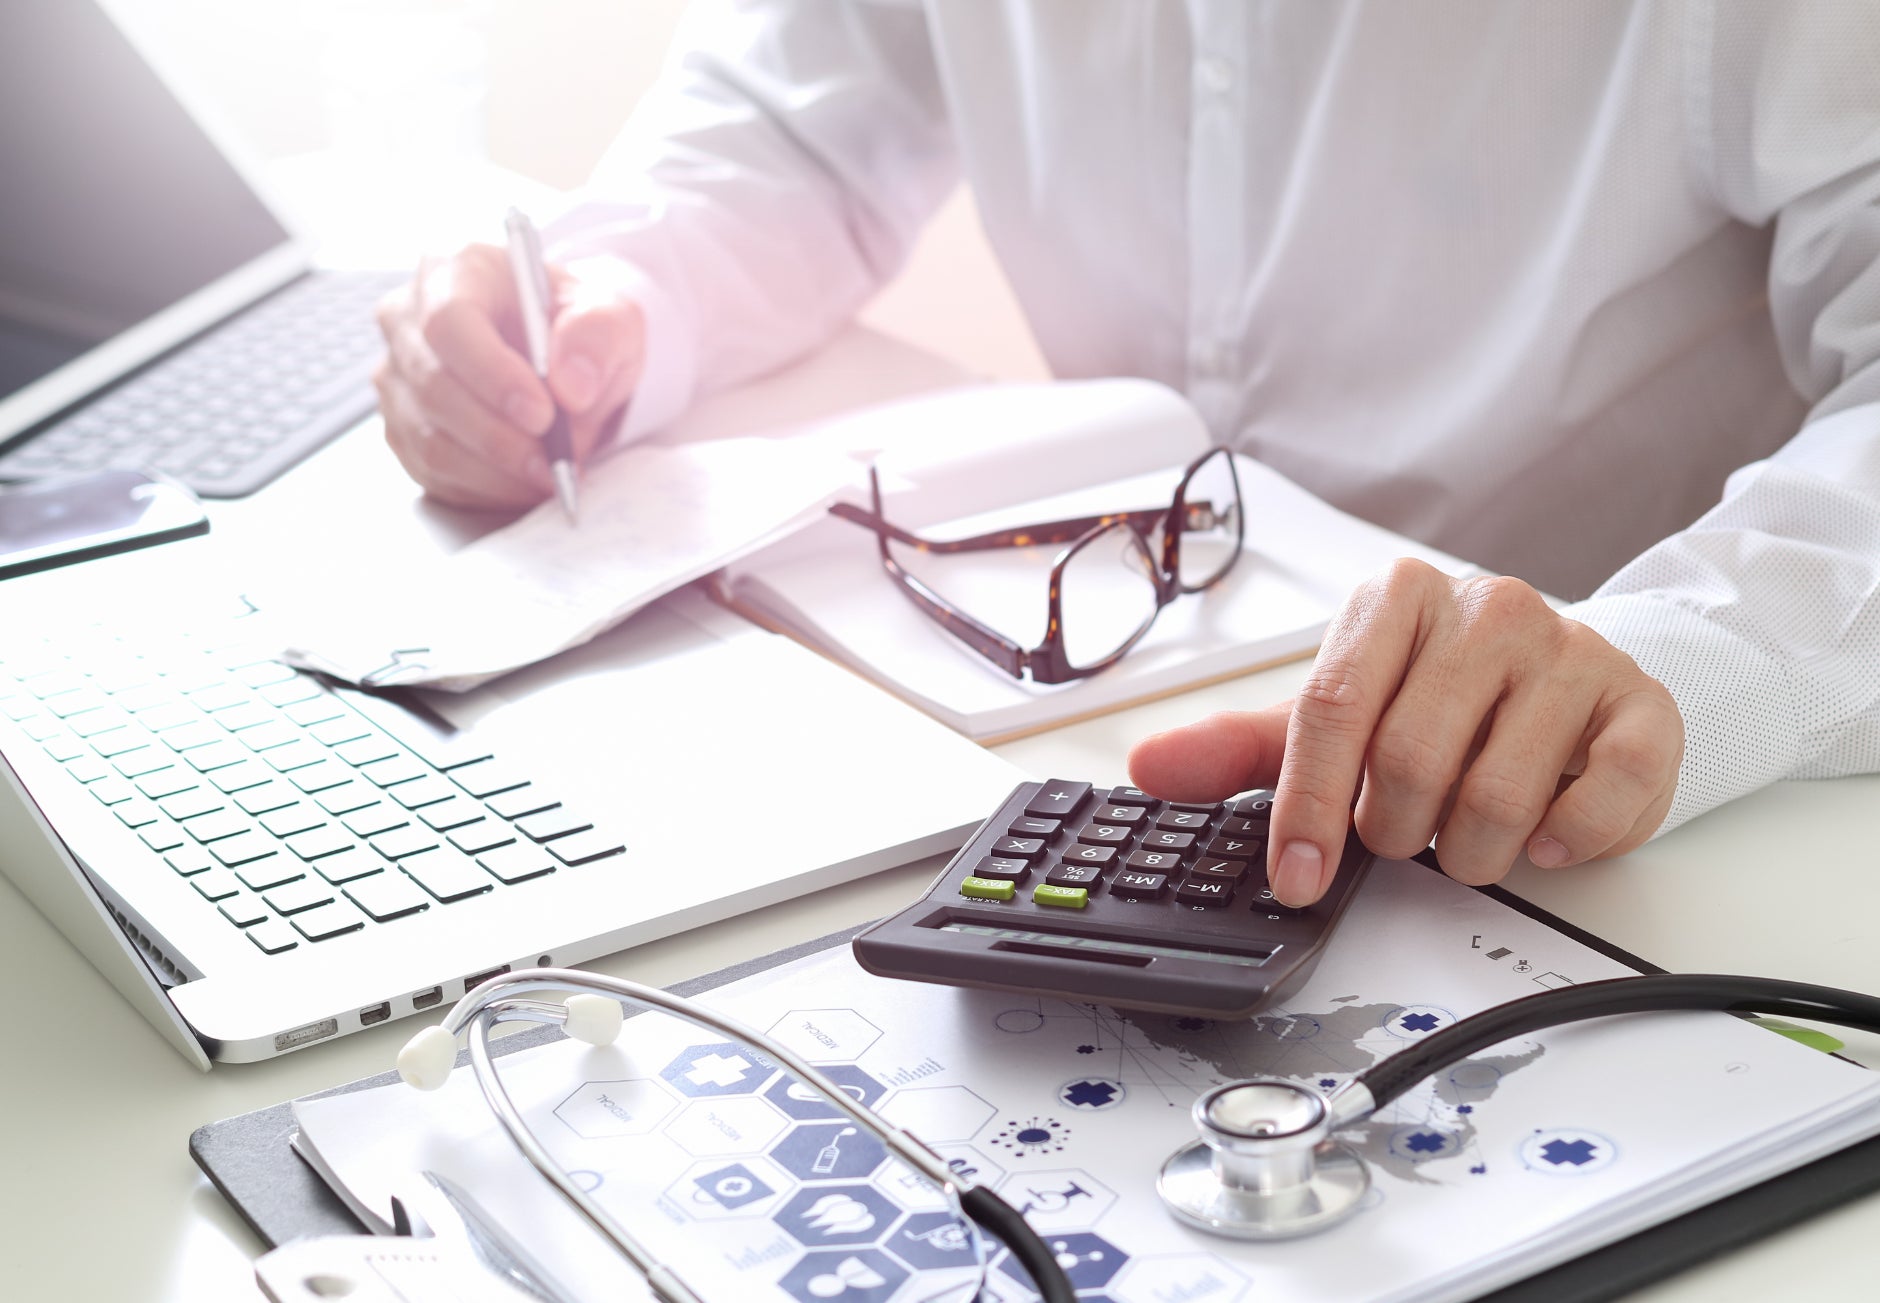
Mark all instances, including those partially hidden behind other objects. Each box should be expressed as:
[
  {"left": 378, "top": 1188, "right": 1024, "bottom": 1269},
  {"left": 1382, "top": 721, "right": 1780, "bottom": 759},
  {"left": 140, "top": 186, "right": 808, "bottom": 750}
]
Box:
[{"left": 1196, "top": 56, "right": 1235, "bottom": 96}]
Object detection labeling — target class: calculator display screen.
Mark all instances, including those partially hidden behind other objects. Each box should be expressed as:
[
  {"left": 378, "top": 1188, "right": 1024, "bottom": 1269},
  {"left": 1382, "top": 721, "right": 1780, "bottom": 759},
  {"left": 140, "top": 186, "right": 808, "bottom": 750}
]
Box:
[{"left": 940, "top": 922, "right": 1276, "bottom": 968}]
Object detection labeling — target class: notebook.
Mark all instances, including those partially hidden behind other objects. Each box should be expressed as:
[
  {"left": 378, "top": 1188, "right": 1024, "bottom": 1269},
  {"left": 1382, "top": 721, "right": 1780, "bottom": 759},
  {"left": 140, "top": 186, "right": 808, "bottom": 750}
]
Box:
[
  {"left": 0, "top": 0, "right": 394, "bottom": 498},
  {"left": 0, "top": 586, "right": 1024, "bottom": 1069}
]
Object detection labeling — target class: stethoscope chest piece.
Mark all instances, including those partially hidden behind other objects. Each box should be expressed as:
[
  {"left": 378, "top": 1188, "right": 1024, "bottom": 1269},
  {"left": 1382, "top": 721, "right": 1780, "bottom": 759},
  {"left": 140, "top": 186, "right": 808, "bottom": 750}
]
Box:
[{"left": 1157, "top": 1079, "right": 1370, "bottom": 1239}]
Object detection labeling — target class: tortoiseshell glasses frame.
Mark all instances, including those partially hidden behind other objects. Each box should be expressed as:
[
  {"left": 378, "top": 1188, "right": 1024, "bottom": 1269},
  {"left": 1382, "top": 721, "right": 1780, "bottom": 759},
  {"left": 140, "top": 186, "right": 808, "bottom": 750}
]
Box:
[{"left": 829, "top": 446, "right": 1244, "bottom": 684}]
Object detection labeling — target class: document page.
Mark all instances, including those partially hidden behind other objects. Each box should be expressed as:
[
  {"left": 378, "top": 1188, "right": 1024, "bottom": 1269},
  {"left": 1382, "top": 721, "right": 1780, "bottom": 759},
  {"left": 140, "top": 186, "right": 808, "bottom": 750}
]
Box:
[
  {"left": 294, "top": 865, "right": 1880, "bottom": 1303},
  {"left": 271, "top": 436, "right": 859, "bottom": 691}
]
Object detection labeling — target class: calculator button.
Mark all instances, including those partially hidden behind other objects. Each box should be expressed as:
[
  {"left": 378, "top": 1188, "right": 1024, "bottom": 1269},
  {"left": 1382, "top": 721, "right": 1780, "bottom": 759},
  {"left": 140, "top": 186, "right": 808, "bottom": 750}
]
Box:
[
  {"left": 1155, "top": 809, "right": 1213, "bottom": 831},
  {"left": 959, "top": 876, "right": 1016, "bottom": 902},
  {"left": 1167, "top": 801, "right": 1224, "bottom": 814},
  {"left": 1008, "top": 816, "right": 1061, "bottom": 839},
  {"left": 991, "top": 836, "right": 1045, "bottom": 860},
  {"left": 1125, "top": 848, "right": 1183, "bottom": 873},
  {"left": 1044, "top": 861, "right": 1104, "bottom": 889},
  {"left": 1248, "top": 883, "right": 1302, "bottom": 914},
  {"left": 1025, "top": 782, "right": 1092, "bottom": 819},
  {"left": 1091, "top": 803, "right": 1147, "bottom": 825},
  {"left": 1075, "top": 823, "right": 1132, "bottom": 846},
  {"left": 1139, "top": 830, "right": 1197, "bottom": 853},
  {"left": 1189, "top": 857, "right": 1248, "bottom": 882},
  {"left": 1056, "top": 844, "right": 1119, "bottom": 868},
  {"left": 1175, "top": 877, "right": 1235, "bottom": 907},
  {"left": 972, "top": 856, "right": 1031, "bottom": 882},
  {"left": 1203, "top": 835, "right": 1262, "bottom": 861},
  {"left": 1032, "top": 884, "right": 1089, "bottom": 909},
  {"left": 1232, "top": 795, "right": 1274, "bottom": 819},
  {"left": 1109, "top": 871, "right": 1169, "bottom": 900},
  {"left": 1218, "top": 816, "right": 1264, "bottom": 838},
  {"left": 1104, "top": 786, "right": 1154, "bottom": 806}
]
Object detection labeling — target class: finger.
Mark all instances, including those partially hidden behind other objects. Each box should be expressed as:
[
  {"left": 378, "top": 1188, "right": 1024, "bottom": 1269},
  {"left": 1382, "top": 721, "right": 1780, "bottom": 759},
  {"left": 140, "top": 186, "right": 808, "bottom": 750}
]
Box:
[
  {"left": 1126, "top": 703, "right": 1294, "bottom": 802},
  {"left": 548, "top": 289, "right": 645, "bottom": 464},
  {"left": 1525, "top": 689, "right": 1682, "bottom": 867},
  {"left": 1269, "top": 560, "right": 1435, "bottom": 906},
  {"left": 1353, "top": 633, "right": 1507, "bottom": 862},
  {"left": 382, "top": 301, "right": 553, "bottom": 497},
  {"left": 1430, "top": 682, "right": 1588, "bottom": 885},
  {"left": 418, "top": 246, "right": 554, "bottom": 434},
  {"left": 376, "top": 374, "right": 544, "bottom": 510}
]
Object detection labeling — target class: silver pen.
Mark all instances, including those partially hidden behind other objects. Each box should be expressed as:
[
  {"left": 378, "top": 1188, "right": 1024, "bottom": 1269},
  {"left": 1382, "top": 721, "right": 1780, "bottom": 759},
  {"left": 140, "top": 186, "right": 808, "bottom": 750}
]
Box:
[{"left": 503, "top": 206, "right": 579, "bottom": 521}]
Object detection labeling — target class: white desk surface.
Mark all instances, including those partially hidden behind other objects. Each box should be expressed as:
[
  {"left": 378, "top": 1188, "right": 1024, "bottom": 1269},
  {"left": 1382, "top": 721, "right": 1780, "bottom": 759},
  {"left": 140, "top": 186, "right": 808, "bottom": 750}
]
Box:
[{"left": 3, "top": 329, "right": 1876, "bottom": 1300}]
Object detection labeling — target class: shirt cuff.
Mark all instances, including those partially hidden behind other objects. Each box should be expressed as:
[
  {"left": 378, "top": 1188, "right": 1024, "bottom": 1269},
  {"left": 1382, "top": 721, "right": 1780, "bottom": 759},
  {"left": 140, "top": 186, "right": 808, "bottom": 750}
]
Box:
[{"left": 1561, "top": 592, "right": 1807, "bottom": 835}]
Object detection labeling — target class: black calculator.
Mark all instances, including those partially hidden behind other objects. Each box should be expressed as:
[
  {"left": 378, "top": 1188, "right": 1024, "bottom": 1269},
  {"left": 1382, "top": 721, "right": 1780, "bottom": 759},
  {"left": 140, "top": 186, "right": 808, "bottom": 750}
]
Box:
[{"left": 853, "top": 779, "right": 1373, "bottom": 1018}]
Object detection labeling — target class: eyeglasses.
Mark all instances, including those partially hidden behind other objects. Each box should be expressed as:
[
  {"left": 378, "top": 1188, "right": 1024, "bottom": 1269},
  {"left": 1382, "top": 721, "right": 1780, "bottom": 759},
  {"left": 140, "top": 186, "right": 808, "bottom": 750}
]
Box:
[{"left": 830, "top": 446, "right": 1244, "bottom": 684}]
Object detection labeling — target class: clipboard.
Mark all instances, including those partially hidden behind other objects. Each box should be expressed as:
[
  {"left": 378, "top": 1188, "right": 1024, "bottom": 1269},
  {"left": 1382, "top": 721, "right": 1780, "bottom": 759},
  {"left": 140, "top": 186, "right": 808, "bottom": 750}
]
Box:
[{"left": 190, "top": 894, "right": 1880, "bottom": 1303}]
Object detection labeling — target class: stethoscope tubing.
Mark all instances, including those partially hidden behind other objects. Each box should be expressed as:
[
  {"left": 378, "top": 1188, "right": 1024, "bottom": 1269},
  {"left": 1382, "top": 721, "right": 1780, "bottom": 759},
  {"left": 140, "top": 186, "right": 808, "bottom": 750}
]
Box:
[{"left": 1357, "top": 973, "right": 1880, "bottom": 1110}]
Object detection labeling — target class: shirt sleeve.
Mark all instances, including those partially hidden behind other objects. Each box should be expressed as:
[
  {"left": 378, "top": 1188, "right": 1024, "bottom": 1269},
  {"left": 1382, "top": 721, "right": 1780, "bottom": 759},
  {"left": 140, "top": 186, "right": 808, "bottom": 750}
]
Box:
[
  {"left": 537, "top": 0, "right": 959, "bottom": 443},
  {"left": 1561, "top": 2, "right": 1880, "bottom": 833}
]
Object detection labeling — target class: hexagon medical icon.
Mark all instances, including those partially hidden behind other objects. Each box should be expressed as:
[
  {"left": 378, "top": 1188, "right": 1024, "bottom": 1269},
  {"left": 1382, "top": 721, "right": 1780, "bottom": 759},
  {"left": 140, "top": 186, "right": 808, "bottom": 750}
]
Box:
[
  {"left": 661, "top": 1041, "right": 778, "bottom": 1097},
  {"left": 776, "top": 1183, "right": 904, "bottom": 1248},
  {"left": 553, "top": 1078, "right": 675, "bottom": 1139},
  {"left": 765, "top": 1064, "right": 888, "bottom": 1121},
  {"left": 765, "top": 1009, "right": 883, "bottom": 1062}
]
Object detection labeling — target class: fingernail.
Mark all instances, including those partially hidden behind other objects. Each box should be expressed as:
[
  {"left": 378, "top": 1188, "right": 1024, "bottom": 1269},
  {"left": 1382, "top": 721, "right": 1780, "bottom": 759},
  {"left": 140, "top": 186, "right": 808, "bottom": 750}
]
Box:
[
  {"left": 505, "top": 391, "right": 546, "bottom": 433},
  {"left": 560, "top": 356, "right": 600, "bottom": 412},
  {"left": 1527, "top": 837, "right": 1571, "bottom": 868},
  {"left": 1271, "top": 840, "right": 1326, "bottom": 907}
]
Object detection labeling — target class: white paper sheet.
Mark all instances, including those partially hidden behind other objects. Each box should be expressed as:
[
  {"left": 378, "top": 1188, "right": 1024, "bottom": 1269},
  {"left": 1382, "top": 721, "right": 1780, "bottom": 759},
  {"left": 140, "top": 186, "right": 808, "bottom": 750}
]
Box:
[
  {"left": 273, "top": 436, "right": 860, "bottom": 691},
  {"left": 294, "top": 865, "right": 1880, "bottom": 1303}
]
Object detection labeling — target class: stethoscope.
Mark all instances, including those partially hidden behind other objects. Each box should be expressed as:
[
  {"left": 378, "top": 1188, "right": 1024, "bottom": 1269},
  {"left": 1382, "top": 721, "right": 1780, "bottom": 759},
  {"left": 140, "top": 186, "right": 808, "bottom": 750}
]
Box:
[{"left": 401, "top": 969, "right": 1880, "bottom": 1299}]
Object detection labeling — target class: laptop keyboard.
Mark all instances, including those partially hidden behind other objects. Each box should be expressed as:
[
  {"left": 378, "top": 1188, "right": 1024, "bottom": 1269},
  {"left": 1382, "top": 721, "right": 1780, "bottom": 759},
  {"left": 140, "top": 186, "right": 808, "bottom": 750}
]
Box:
[
  {"left": 0, "top": 269, "right": 402, "bottom": 499},
  {"left": 0, "top": 615, "right": 623, "bottom": 958}
]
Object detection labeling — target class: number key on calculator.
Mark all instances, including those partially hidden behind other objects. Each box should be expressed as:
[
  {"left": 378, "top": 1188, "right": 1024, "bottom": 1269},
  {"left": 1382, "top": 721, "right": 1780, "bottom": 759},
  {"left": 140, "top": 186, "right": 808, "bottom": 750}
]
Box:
[{"left": 852, "top": 779, "right": 1373, "bottom": 1018}]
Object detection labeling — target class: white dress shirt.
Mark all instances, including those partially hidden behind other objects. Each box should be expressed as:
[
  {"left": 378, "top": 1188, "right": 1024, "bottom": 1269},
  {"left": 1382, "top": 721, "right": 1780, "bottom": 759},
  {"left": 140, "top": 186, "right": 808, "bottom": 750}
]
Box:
[{"left": 545, "top": 0, "right": 1880, "bottom": 835}]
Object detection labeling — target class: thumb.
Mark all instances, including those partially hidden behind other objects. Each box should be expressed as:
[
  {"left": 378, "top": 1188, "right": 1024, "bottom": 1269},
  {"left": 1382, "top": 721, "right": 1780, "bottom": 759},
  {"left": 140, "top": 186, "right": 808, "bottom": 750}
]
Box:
[{"left": 1126, "top": 700, "right": 1295, "bottom": 802}]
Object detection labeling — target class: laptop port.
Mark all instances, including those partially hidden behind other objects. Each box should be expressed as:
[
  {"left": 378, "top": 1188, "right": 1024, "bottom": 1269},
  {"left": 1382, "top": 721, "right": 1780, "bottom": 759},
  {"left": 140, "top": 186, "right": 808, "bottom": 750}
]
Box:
[
  {"left": 274, "top": 1018, "right": 339, "bottom": 1052},
  {"left": 412, "top": 986, "right": 444, "bottom": 1010},
  {"left": 359, "top": 1001, "right": 391, "bottom": 1026},
  {"left": 463, "top": 965, "right": 510, "bottom": 994}
]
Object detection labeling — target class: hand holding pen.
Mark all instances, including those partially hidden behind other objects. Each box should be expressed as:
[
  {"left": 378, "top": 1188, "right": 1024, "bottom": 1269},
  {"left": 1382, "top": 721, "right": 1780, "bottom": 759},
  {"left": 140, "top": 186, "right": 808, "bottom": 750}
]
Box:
[
  {"left": 504, "top": 208, "right": 580, "bottom": 520},
  {"left": 372, "top": 222, "right": 646, "bottom": 512}
]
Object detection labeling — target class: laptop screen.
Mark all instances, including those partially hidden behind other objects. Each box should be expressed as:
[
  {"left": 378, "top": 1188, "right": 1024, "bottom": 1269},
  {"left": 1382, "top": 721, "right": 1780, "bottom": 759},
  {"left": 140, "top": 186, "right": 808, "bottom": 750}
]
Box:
[{"left": 0, "top": 0, "right": 300, "bottom": 444}]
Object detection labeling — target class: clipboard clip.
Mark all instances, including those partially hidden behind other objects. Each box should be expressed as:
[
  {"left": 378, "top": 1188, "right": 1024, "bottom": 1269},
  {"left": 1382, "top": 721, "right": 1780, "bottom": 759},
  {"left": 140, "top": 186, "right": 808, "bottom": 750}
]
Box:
[{"left": 253, "top": 1171, "right": 576, "bottom": 1303}]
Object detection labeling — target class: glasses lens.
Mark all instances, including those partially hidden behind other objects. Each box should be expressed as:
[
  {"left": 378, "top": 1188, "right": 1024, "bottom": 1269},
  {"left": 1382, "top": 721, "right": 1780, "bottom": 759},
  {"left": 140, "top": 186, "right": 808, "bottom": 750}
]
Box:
[
  {"left": 1174, "top": 449, "right": 1242, "bottom": 591},
  {"left": 1060, "top": 522, "right": 1161, "bottom": 670}
]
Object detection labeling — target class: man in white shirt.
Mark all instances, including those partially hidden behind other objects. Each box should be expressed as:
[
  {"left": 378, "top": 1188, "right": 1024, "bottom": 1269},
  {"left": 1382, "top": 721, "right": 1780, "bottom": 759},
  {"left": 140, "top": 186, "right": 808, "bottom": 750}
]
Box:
[{"left": 374, "top": 1, "right": 1880, "bottom": 908}]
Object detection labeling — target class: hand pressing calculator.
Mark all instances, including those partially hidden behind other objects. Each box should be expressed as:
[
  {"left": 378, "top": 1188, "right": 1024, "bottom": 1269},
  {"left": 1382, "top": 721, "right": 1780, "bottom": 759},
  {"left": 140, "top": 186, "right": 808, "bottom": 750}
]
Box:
[{"left": 853, "top": 779, "right": 1373, "bottom": 1018}]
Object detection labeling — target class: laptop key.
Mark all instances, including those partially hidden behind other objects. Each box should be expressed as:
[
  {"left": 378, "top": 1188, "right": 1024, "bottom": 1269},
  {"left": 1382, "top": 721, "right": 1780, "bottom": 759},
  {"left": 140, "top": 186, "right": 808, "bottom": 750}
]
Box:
[
  {"left": 415, "top": 795, "right": 483, "bottom": 832},
  {"left": 477, "top": 840, "right": 557, "bottom": 884},
  {"left": 288, "top": 759, "right": 354, "bottom": 794},
  {"left": 359, "top": 754, "right": 428, "bottom": 788},
  {"left": 516, "top": 808, "right": 593, "bottom": 843},
  {"left": 233, "top": 780, "right": 298, "bottom": 816},
  {"left": 191, "top": 868, "right": 242, "bottom": 902},
  {"left": 162, "top": 788, "right": 227, "bottom": 821},
  {"left": 447, "top": 819, "right": 516, "bottom": 855},
  {"left": 210, "top": 832, "right": 281, "bottom": 869},
  {"left": 165, "top": 848, "right": 215, "bottom": 876},
  {"left": 314, "top": 780, "right": 379, "bottom": 815},
  {"left": 218, "top": 894, "right": 271, "bottom": 928},
  {"left": 206, "top": 759, "right": 271, "bottom": 793},
  {"left": 344, "top": 805, "right": 410, "bottom": 839},
  {"left": 138, "top": 822, "right": 188, "bottom": 853},
  {"left": 286, "top": 825, "right": 354, "bottom": 861},
  {"left": 372, "top": 826, "right": 440, "bottom": 860},
  {"left": 112, "top": 749, "right": 175, "bottom": 780},
  {"left": 307, "top": 716, "right": 371, "bottom": 748},
  {"left": 545, "top": 829, "right": 626, "bottom": 867},
  {"left": 113, "top": 797, "right": 162, "bottom": 830},
  {"left": 186, "top": 809, "right": 251, "bottom": 842},
  {"left": 401, "top": 849, "right": 495, "bottom": 902},
  {"left": 283, "top": 696, "right": 348, "bottom": 728},
  {"left": 389, "top": 775, "right": 455, "bottom": 810},
  {"left": 264, "top": 878, "right": 336, "bottom": 915},
  {"left": 314, "top": 846, "right": 387, "bottom": 885},
  {"left": 333, "top": 736, "right": 399, "bottom": 768},
  {"left": 89, "top": 777, "right": 136, "bottom": 806},
  {"left": 245, "top": 919, "right": 300, "bottom": 955},
  {"left": 137, "top": 768, "right": 202, "bottom": 801},
  {"left": 261, "top": 803, "right": 328, "bottom": 839},
  {"left": 345, "top": 870, "right": 430, "bottom": 921},
  {"left": 448, "top": 759, "right": 530, "bottom": 799},
  {"left": 486, "top": 786, "right": 558, "bottom": 820},
  {"left": 290, "top": 899, "right": 366, "bottom": 942},
  {"left": 233, "top": 856, "right": 304, "bottom": 891}
]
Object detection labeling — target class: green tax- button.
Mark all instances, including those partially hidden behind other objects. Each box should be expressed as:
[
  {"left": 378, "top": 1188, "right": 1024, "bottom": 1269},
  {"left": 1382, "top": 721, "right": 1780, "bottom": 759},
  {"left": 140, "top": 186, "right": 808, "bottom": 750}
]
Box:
[
  {"left": 959, "top": 876, "right": 1017, "bottom": 901},
  {"left": 1032, "top": 884, "right": 1089, "bottom": 909}
]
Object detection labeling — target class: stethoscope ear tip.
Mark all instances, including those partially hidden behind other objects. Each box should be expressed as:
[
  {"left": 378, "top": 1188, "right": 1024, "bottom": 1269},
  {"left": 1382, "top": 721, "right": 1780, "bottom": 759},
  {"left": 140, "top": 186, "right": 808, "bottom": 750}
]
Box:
[
  {"left": 398, "top": 1024, "right": 459, "bottom": 1091},
  {"left": 563, "top": 994, "right": 625, "bottom": 1046}
]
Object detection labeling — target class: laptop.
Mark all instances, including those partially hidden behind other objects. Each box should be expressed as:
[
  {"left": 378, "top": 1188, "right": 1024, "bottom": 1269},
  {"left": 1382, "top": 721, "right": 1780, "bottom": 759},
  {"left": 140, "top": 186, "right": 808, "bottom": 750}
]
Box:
[
  {"left": 0, "top": 587, "right": 1025, "bottom": 1068},
  {"left": 0, "top": 0, "right": 397, "bottom": 498}
]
